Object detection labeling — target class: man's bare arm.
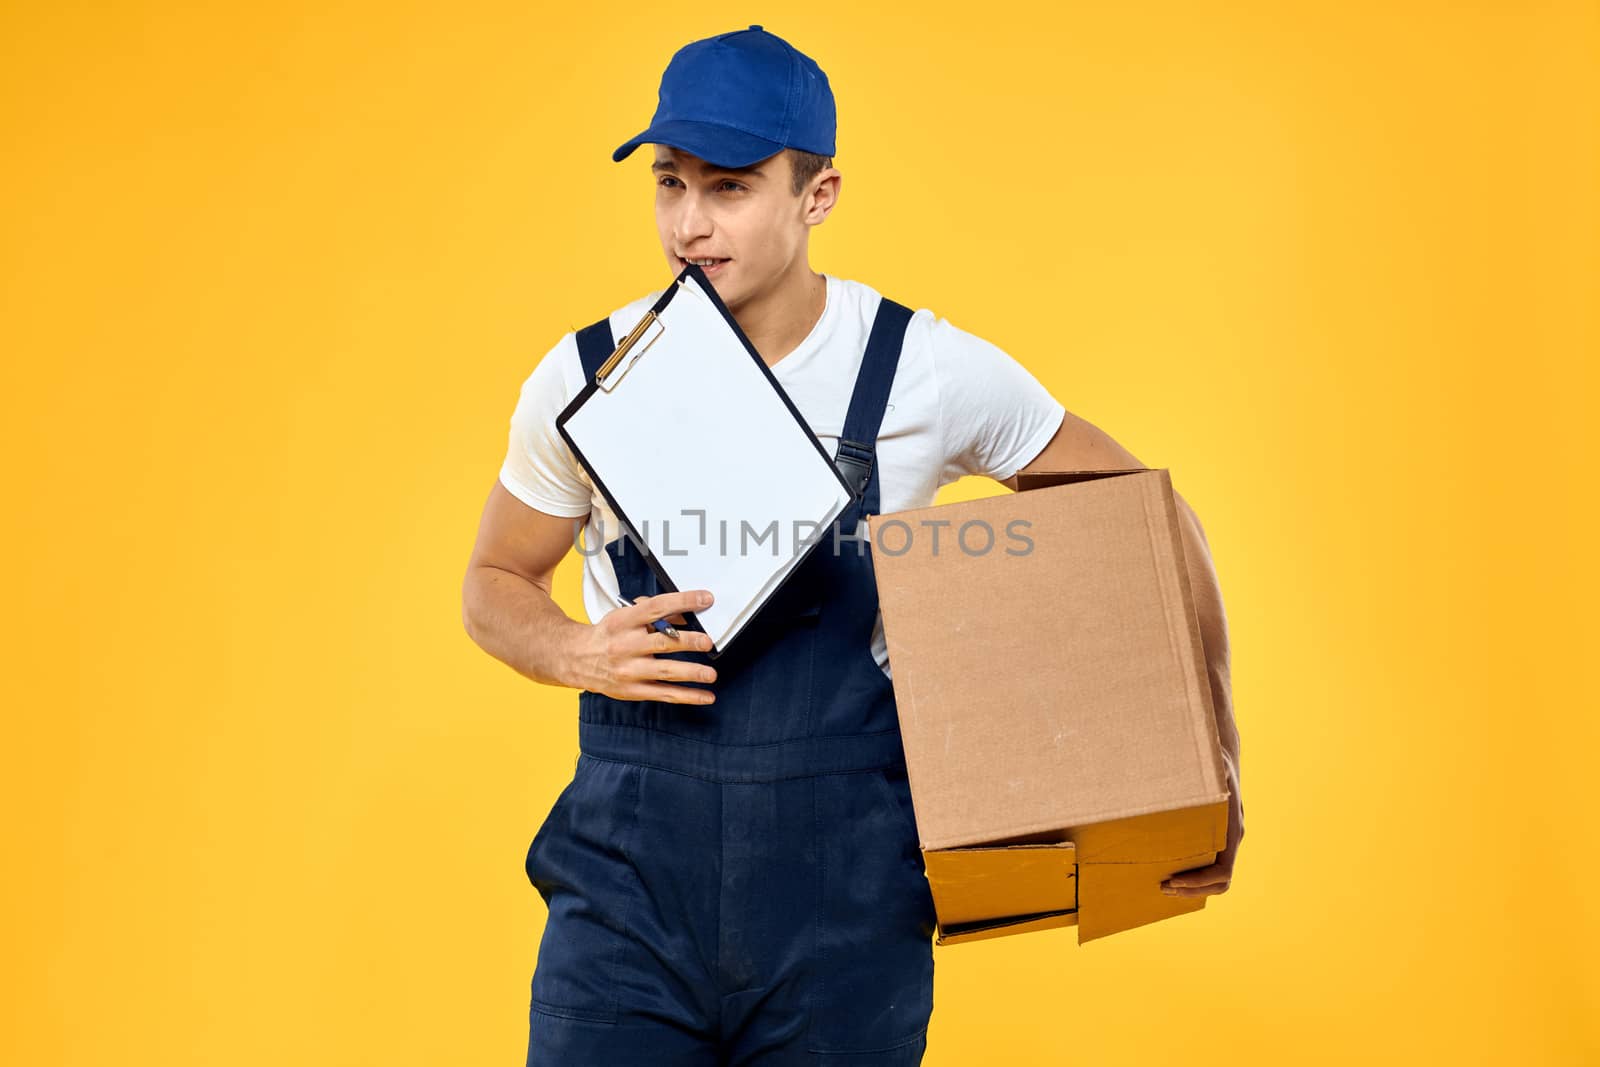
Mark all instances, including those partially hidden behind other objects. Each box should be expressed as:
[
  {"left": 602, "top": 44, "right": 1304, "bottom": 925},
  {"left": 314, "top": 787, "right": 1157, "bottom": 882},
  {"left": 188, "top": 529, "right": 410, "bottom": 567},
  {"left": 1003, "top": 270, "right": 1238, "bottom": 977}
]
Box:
[
  {"left": 1002, "top": 412, "right": 1245, "bottom": 892},
  {"left": 461, "top": 482, "right": 594, "bottom": 688},
  {"left": 461, "top": 481, "right": 718, "bottom": 702}
]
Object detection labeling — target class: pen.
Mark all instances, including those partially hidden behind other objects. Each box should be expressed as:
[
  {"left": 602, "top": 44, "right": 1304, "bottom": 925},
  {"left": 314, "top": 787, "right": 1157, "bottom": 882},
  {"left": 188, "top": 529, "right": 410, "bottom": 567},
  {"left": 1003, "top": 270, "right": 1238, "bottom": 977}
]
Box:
[{"left": 614, "top": 594, "right": 680, "bottom": 639}]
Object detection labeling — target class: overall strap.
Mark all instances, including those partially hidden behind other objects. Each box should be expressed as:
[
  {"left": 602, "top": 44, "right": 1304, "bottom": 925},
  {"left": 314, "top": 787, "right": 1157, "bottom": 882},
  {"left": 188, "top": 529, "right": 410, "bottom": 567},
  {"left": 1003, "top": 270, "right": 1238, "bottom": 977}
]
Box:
[
  {"left": 574, "top": 316, "right": 616, "bottom": 381},
  {"left": 834, "top": 297, "right": 914, "bottom": 499}
]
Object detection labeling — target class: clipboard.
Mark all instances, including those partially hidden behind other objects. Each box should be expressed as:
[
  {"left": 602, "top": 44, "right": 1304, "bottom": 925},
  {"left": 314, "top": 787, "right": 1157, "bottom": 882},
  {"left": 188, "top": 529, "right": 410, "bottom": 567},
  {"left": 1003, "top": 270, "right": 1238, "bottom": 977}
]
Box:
[{"left": 555, "top": 262, "right": 857, "bottom": 658}]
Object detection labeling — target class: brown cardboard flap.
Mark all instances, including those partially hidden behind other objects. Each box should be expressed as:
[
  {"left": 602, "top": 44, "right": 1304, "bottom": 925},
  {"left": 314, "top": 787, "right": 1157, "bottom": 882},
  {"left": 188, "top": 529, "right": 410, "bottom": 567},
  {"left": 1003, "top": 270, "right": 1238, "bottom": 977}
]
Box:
[
  {"left": 1077, "top": 850, "right": 1218, "bottom": 943},
  {"left": 936, "top": 910, "right": 1079, "bottom": 946},
  {"left": 924, "top": 842, "right": 1076, "bottom": 926},
  {"left": 1070, "top": 800, "right": 1230, "bottom": 864},
  {"left": 1071, "top": 803, "right": 1228, "bottom": 942},
  {"left": 1013, "top": 468, "right": 1149, "bottom": 491}
]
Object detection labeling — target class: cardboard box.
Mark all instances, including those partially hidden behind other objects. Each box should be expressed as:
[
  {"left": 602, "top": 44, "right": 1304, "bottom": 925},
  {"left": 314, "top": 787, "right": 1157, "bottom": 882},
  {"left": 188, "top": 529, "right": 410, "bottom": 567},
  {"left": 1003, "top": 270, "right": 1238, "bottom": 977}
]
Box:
[{"left": 864, "top": 468, "right": 1230, "bottom": 945}]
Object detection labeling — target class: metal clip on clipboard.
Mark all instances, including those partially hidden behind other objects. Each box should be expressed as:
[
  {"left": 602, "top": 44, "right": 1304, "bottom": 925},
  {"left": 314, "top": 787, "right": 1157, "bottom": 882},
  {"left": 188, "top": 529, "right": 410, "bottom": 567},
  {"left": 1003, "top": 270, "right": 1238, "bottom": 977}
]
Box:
[{"left": 594, "top": 275, "right": 688, "bottom": 392}]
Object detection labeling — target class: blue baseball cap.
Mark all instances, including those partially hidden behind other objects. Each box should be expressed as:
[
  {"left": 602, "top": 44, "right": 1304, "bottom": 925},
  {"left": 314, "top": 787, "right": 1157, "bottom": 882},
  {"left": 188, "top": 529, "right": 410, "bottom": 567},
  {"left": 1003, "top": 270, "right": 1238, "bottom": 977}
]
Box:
[{"left": 612, "top": 25, "right": 836, "bottom": 169}]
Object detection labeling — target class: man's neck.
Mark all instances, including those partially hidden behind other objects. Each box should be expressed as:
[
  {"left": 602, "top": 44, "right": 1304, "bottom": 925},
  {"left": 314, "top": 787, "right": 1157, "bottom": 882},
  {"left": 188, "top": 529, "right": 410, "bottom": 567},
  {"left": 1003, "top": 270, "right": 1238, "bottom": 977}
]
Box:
[{"left": 730, "top": 265, "right": 827, "bottom": 370}]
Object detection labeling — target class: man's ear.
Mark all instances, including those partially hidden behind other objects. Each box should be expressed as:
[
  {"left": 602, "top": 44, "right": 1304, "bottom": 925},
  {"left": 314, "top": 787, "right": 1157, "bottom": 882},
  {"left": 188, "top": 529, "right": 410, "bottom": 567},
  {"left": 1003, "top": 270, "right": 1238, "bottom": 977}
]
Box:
[{"left": 804, "top": 169, "right": 841, "bottom": 225}]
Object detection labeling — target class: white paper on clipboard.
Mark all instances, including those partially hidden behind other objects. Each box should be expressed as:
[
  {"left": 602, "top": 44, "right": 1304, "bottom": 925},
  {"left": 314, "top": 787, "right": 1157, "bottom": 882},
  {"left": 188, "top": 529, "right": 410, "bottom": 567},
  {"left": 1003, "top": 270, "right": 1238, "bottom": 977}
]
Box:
[{"left": 557, "top": 267, "right": 855, "bottom": 656}]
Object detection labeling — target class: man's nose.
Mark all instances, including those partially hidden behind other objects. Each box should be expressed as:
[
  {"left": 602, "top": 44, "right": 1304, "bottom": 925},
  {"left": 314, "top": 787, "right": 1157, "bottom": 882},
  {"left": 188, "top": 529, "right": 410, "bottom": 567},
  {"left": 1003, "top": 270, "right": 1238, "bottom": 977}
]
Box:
[{"left": 673, "top": 190, "right": 713, "bottom": 247}]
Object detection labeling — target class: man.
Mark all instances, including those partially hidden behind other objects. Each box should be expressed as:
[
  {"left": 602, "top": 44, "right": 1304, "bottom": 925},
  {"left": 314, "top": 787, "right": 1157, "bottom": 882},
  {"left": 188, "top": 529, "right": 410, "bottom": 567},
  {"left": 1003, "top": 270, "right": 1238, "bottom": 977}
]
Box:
[{"left": 463, "top": 24, "right": 1244, "bottom": 1066}]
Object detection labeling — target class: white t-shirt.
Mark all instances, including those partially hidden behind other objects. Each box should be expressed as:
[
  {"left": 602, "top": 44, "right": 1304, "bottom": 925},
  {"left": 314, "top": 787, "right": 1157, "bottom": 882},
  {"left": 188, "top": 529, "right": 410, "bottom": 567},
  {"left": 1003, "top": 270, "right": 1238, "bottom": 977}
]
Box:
[{"left": 498, "top": 272, "right": 1067, "bottom": 679}]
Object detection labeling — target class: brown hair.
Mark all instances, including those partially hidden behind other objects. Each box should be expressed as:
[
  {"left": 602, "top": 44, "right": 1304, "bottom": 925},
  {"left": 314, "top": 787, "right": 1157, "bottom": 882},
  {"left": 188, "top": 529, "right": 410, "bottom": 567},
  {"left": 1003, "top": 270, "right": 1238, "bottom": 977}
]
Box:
[{"left": 786, "top": 149, "right": 834, "bottom": 197}]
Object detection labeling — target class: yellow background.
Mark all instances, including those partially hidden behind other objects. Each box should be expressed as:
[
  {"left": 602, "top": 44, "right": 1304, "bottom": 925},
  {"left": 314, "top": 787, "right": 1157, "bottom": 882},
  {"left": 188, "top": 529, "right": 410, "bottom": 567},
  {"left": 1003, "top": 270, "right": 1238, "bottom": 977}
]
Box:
[{"left": 4, "top": 2, "right": 1595, "bottom": 1063}]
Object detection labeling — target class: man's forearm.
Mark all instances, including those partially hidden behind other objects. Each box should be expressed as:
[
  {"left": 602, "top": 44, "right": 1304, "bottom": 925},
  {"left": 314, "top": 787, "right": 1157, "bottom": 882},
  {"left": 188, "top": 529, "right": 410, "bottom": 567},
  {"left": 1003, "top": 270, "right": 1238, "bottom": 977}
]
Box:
[
  {"left": 1174, "top": 493, "right": 1243, "bottom": 806},
  {"left": 462, "top": 566, "right": 587, "bottom": 690}
]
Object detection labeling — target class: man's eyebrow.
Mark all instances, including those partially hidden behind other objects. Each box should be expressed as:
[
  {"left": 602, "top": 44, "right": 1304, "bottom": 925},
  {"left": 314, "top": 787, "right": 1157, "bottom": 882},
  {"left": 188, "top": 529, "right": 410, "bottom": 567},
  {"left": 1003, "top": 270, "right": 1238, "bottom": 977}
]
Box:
[{"left": 650, "top": 160, "right": 678, "bottom": 173}]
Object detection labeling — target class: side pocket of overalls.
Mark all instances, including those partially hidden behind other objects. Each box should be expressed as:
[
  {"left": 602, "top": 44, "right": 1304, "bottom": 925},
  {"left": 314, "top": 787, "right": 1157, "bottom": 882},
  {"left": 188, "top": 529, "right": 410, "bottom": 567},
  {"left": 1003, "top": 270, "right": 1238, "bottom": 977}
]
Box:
[
  {"left": 525, "top": 758, "right": 640, "bottom": 1026},
  {"left": 525, "top": 757, "right": 583, "bottom": 900},
  {"left": 809, "top": 770, "right": 936, "bottom": 1054},
  {"left": 873, "top": 763, "right": 922, "bottom": 854},
  {"left": 871, "top": 763, "right": 939, "bottom": 945}
]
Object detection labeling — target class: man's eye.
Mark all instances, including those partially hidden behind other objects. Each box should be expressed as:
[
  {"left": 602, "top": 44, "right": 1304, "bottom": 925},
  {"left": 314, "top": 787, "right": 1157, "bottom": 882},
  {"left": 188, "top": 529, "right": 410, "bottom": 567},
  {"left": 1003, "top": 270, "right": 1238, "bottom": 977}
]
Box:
[
  {"left": 657, "top": 176, "right": 680, "bottom": 188},
  {"left": 719, "top": 181, "right": 744, "bottom": 192}
]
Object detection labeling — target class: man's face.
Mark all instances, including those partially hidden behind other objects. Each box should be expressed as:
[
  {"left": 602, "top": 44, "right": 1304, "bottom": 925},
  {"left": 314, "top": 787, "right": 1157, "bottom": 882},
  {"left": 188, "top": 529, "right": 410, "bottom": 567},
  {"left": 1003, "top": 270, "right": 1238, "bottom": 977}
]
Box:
[{"left": 652, "top": 146, "right": 815, "bottom": 310}]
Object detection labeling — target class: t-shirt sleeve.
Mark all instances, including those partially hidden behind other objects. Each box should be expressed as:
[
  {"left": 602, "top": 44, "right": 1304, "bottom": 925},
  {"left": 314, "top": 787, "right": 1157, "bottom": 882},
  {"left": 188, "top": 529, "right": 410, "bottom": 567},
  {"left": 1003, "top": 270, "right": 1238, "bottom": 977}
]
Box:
[
  {"left": 496, "top": 332, "right": 594, "bottom": 518},
  {"left": 928, "top": 315, "right": 1067, "bottom": 484}
]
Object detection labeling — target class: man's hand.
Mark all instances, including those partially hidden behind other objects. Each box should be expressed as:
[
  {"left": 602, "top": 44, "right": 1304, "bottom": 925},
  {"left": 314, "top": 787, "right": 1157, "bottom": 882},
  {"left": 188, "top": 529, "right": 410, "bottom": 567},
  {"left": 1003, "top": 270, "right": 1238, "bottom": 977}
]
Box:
[
  {"left": 1161, "top": 764, "right": 1245, "bottom": 898},
  {"left": 568, "top": 590, "right": 720, "bottom": 704}
]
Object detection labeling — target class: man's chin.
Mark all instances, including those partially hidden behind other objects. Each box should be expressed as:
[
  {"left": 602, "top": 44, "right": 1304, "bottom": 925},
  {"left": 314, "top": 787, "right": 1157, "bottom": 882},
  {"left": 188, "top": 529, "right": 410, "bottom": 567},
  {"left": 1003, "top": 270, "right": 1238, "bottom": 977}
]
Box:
[{"left": 702, "top": 273, "right": 737, "bottom": 307}]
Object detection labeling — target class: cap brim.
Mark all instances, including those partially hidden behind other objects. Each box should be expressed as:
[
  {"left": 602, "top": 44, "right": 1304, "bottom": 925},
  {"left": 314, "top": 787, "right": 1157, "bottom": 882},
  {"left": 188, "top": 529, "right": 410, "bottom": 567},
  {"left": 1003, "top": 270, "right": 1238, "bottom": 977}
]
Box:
[{"left": 612, "top": 118, "right": 785, "bottom": 169}]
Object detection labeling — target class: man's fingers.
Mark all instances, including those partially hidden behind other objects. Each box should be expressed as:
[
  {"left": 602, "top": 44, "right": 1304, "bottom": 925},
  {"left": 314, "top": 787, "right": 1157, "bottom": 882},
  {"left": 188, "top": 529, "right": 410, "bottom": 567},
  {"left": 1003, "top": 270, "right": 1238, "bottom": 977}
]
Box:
[
  {"left": 618, "top": 591, "right": 713, "bottom": 627},
  {"left": 626, "top": 682, "right": 717, "bottom": 705},
  {"left": 628, "top": 656, "right": 717, "bottom": 685},
  {"left": 1161, "top": 863, "right": 1231, "bottom": 895},
  {"left": 640, "top": 629, "right": 715, "bottom": 655},
  {"left": 1167, "top": 864, "right": 1229, "bottom": 887},
  {"left": 609, "top": 623, "right": 714, "bottom": 657}
]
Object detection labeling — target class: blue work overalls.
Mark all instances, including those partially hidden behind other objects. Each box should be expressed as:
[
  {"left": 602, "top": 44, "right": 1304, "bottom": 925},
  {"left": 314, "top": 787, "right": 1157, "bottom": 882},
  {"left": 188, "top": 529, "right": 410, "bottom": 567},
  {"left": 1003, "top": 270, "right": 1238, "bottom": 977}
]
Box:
[{"left": 522, "top": 294, "right": 938, "bottom": 1065}]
